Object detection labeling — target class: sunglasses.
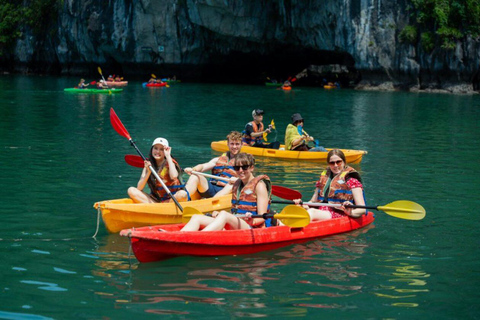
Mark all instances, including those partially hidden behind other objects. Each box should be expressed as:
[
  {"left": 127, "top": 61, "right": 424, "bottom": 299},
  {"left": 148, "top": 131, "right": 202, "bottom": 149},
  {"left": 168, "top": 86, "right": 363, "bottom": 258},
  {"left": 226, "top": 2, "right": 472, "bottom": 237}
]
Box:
[
  {"left": 233, "top": 164, "right": 251, "bottom": 171},
  {"left": 328, "top": 160, "right": 343, "bottom": 166}
]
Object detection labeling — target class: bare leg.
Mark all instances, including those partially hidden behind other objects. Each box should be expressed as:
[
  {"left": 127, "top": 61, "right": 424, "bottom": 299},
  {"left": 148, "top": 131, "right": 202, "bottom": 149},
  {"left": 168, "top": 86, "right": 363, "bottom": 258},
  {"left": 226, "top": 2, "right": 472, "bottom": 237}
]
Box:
[
  {"left": 181, "top": 214, "right": 215, "bottom": 231},
  {"left": 128, "top": 187, "right": 156, "bottom": 203},
  {"left": 174, "top": 175, "right": 202, "bottom": 201},
  {"left": 196, "top": 175, "right": 210, "bottom": 193},
  {"left": 307, "top": 208, "right": 332, "bottom": 221},
  {"left": 202, "top": 211, "right": 250, "bottom": 231}
]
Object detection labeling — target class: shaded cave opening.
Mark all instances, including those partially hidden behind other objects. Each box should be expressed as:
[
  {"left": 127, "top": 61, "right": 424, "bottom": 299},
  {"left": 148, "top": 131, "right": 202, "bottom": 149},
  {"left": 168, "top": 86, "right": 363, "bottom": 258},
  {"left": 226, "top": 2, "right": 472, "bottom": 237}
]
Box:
[{"left": 199, "top": 46, "right": 360, "bottom": 87}]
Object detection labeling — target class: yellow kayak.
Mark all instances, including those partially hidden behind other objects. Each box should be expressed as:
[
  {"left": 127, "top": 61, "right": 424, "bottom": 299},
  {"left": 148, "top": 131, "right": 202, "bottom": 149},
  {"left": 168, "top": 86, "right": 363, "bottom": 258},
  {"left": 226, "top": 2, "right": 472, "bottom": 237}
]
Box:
[
  {"left": 211, "top": 140, "right": 367, "bottom": 163},
  {"left": 93, "top": 194, "right": 232, "bottom": 233}
]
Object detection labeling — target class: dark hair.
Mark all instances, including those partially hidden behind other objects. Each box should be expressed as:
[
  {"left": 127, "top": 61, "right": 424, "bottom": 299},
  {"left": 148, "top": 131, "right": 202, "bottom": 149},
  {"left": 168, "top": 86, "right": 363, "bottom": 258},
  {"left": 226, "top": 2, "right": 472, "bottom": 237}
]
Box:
[
  {"left": 327, "top": 149, "right": 346, "bottom": 164},
  {"left": 146, "top": 146, "right": 183, "bottom": 191},
  {"left": 234, "top": 153, "right": 255, "bottom": 167}
]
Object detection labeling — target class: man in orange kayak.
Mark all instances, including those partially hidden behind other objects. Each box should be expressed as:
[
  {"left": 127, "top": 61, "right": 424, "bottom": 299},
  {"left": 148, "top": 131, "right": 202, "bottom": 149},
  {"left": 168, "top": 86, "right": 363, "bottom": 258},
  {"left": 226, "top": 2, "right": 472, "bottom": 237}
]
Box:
[
  {"left": 242, "top": 109, "right": 280, "bottom": 149},
  {"left": 174, "top": 131, "right": 242, "bottom": 201}
]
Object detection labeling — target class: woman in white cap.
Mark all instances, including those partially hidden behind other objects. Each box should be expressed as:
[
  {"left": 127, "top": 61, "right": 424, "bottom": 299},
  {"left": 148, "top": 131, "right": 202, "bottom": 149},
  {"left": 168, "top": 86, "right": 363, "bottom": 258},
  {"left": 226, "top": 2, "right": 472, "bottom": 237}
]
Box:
[{"left": 127, "top": 138, "right": 183, "bottom": 203}]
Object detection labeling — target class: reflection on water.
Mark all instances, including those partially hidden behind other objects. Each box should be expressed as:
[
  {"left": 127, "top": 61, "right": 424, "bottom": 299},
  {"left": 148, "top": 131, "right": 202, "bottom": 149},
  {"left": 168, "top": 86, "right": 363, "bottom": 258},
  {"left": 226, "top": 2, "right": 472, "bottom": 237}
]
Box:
[
  {"left": 373, "top": 243, "right": 430, "bottom": 307},
  {"left": 90, "top": 226, "right": 373, "bottom": 316}
]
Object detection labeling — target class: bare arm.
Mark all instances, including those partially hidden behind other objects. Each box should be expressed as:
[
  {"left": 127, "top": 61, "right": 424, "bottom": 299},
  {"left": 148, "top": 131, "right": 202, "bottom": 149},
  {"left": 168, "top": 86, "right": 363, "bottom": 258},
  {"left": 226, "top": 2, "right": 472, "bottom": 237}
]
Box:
[
  {"left": 255, "top": 181, "right": 270, "bottom": 215},
  {"left": 342, "top": 187, "right": 366, "bottom": 218},
  {"left": 136, "top": 164, "right": 151, "bottom": 190},
  {"left": 185, "top": 157, "right": 219, "bottom": 174}
]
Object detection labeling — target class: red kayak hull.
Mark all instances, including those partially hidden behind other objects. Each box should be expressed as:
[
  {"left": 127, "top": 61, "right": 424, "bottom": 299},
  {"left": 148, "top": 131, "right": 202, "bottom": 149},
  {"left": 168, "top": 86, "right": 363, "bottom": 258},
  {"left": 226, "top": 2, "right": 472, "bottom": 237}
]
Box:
[
  {"left": 145, "top": 82, "right": 167, "bottom": 87},
  {"left": 120, "top": 212, "right": 375, "bottom": 263}
]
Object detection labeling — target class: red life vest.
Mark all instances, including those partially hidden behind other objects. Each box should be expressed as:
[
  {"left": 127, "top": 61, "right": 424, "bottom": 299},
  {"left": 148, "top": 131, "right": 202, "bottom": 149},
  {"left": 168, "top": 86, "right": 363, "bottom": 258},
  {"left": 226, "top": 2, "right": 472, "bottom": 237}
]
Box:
[
  {"left": 315, "top": 166, "right": 362, "bottom": 205},
  {"left": 149, "top": 159, "right": 184, "bottom": 202},
  {"left": 242, "top": 121, "right": 264, "bottom": 146},
  {"left": 231, "top": 175, "right": 271, "bottom": 227},
  {"left": 210, "top": 153, "right": 237, "bottom": 187}
]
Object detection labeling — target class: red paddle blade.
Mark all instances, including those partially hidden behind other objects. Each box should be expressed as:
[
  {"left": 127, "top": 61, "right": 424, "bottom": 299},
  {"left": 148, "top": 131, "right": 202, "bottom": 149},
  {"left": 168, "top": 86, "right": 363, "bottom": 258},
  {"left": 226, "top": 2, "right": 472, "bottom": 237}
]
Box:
[
  {"left": 271, "top": 185, "right": 302, "bottom": 200},
  {"left": 125, "top": 155, "right": 144, "bottom": 168},
  {"left": 110, "top": 108, "right": 131, "bottom": 140}
]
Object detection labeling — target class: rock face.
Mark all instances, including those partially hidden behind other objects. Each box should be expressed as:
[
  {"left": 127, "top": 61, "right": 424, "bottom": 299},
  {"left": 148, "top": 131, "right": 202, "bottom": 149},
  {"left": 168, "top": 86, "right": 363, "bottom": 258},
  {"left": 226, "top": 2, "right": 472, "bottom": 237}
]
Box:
[{"left": 6, "top": 0, "right": 480, "bottom": 92}]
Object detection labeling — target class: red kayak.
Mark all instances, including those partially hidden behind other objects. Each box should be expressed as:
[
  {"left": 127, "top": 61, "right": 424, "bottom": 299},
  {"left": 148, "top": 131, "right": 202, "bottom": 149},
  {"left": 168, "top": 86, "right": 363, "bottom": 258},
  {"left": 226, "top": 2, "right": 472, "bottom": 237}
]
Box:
[
  {"left": 144, "top": 82, "right": 167, "bottom": 87},
  {"left": 120, "top": 212, "right": 375, "bottom": 263}
]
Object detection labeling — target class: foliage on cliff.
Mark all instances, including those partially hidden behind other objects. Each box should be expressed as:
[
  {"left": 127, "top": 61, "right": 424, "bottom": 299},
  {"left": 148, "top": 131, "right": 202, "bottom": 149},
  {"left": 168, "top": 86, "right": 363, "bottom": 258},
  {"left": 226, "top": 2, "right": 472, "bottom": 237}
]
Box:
[
  {"left": 0, "top": 0, "right": 62, "bottom": 56},
  {"left": 400, "top": 0, "right": 480, "bottom": 51}
]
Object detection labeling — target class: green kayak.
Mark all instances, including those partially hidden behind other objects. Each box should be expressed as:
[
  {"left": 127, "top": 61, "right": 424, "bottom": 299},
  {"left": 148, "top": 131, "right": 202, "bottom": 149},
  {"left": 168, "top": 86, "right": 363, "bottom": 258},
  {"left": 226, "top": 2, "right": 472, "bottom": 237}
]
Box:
[
  {"left": 64, "top": 88, "right": 123, "bottom": 93},
  {"left": 265, "top": 82, "right": 282, "bottom": 87}
]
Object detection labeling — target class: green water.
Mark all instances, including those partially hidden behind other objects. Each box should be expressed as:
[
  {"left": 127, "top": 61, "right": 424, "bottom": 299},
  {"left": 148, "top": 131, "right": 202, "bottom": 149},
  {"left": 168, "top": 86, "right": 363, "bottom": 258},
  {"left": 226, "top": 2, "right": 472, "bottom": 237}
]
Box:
[{"left": 1, "top": 75, "right": 479, "bottom": 319}]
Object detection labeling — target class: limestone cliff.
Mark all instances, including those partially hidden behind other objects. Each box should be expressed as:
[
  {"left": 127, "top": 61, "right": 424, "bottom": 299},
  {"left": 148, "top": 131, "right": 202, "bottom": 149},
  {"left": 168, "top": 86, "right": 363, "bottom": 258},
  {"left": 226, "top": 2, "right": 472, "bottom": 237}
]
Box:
[{"left": 6, "top": 0, "right": 480, "bottom": 92}]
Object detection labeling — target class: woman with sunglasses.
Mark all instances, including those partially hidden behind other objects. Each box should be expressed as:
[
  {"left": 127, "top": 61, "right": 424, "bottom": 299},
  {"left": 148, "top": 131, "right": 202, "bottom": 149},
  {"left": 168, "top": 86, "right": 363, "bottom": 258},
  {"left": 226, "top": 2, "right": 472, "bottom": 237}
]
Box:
[
  {"left": 181, "top": 153, "right": 271, "bottom": 231},
  {"left": 294, "top": 149, "right": 366, "bottom": 220}
]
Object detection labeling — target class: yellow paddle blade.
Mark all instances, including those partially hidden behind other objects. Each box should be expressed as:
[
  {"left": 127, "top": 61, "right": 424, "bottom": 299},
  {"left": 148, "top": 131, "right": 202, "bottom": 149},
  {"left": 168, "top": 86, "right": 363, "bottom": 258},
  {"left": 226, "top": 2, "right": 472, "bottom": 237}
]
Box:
[
  {"left": 182, "top": 206, "right": 203, "bottom": 223},
  {"left": 377, "top": 200, "right": 426, "bottom": 220},
  {"left": 151, "top": 73, "right": 156, "bottom": 78},
  {"left": 263, "top": 131, "right": 268, "bottom": 142},
  {"left": 274, "top": 205, "right": 310, "bottom": 228},
  {"left": 97, "top": 66, "right": 102, "bottom": 75},
  {"left": 270, "top": 119, "right": 276, "bottom": 130}
]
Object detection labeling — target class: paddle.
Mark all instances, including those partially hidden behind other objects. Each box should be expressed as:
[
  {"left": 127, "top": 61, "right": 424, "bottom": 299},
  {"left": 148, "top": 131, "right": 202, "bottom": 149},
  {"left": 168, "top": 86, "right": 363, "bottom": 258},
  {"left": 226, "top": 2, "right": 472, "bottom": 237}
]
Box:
[
  {"left": 110, "top": 108, "right": 183, "bottom": 211},
  {"left": 124, "top": 154, "right": 303, "bottom": 201},
  {"left": 98, "top": 66, "right": 107, "bottom": 83},
  {"left": 271, "top": 200, "right": 426, "bottom": 220},
  {"left": 263, "top": 119, "right": 276, "bottom": 142},
  {"left": 182, "top": 204, "right": 310, "bottom": 228}
]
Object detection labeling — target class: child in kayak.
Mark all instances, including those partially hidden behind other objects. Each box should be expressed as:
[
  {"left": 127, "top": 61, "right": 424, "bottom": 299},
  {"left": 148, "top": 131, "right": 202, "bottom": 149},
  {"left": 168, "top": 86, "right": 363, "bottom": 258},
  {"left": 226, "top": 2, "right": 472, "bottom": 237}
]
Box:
[
  {"left": 293, "top": 149, "right": 366, "bottom": 220},
  {"left": 181, "top": 153, "right": 271, "bottom": 231},
  {"left": 128, "top": 138, "right": 184, "bottom": 203}
]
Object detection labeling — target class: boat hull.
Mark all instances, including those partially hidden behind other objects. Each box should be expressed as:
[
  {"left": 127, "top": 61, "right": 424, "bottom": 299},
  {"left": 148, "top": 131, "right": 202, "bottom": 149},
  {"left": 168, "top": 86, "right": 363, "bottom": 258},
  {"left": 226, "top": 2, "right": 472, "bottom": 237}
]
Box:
[
  {"left": 94, "top": 195, "right": 232, "bottom": 233},
  {"left": 120, "top": 212, "right": 374, "bottom": 262},
  {"left": 211, "top": 140, "right": 367, "bottom": 163},
  {"left": 64, "top": 88, "right": 123, "bottom": 93},
  {"left": 105, "top": 81, "right": 128, "bottom": 87}
]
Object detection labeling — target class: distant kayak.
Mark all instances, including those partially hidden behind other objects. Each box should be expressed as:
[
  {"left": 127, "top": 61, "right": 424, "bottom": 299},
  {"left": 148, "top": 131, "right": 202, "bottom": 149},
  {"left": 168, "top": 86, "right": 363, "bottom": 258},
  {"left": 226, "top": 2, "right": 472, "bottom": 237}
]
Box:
[
  {"left": 105, "top": 81, "right": 128, "bottom": 87},
  {"left": 265, "top": 82, "right": 282, "bottom": 87},
  {"left": 211, "top": 140, "right": 367, "bottom": 163},
  {"left": 163, "top": 79, "right": 181, "bottom": 84},
  {"left": 281, "top": 86, "right": 292, "bottom": 90},
  {"left": 142, "top": 82, "right": 167, "bottom": 87},
  {"left": 64, "top": 88, "right": 123, "bottom": 93}
]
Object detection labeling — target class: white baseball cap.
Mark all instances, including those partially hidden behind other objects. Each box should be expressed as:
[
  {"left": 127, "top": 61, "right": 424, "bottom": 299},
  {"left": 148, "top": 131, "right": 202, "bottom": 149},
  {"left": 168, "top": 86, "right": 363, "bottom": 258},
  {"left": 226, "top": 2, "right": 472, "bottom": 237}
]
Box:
[{"left": 152, "top": 137, "right": 169, "bottom": 148}]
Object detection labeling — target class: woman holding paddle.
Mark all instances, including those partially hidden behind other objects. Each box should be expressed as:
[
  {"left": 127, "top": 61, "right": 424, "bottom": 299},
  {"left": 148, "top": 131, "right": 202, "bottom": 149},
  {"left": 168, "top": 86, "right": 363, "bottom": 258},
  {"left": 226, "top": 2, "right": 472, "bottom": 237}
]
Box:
[
  {"left": 295, "top": 149, "right": 366, "bottom": 220},
  {"left": 181, "top": 153, "right": 271, "bottom": 231},
  {"left": 127, "top": 138, "right": 183, "bottom": 203}
]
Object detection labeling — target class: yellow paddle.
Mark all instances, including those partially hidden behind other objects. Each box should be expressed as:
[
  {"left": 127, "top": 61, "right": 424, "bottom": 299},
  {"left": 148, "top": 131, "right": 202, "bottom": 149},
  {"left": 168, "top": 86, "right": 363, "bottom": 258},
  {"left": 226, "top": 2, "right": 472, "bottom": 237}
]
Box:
[
  {"left": 263, "top": 119, "right": 276, "bottom": 141},
  {"left": 272, "top": 200, "right": 426, "bottom": 220},
  {"left": 182, "top": 205, "right": 310, "bottom": 228}
]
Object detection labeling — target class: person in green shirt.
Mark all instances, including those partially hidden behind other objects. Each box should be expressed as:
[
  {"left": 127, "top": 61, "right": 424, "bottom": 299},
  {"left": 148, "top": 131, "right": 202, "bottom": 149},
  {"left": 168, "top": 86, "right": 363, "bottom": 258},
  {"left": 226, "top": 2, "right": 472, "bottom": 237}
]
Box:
[{"left": 284, "top": 113, "right": 326, "bottom": 151}]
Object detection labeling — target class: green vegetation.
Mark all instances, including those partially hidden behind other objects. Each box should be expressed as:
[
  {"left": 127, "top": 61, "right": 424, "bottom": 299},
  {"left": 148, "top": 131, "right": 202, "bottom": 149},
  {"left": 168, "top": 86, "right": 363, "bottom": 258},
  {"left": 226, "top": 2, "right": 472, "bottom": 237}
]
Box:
[
  {"left": 0, "top": 0, "right": 63, "bottom": 56},
  {"left": 399, "top": 25, "right": 418, "bottom": 44},
  {"left": 402, "top": 0, "right": 480, "bottom": 51}
]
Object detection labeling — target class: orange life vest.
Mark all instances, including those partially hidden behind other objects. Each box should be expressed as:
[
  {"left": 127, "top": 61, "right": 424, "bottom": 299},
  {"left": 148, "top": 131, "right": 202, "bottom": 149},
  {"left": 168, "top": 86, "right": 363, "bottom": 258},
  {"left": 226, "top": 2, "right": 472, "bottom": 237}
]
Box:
[
  {"left": 210, "top": 153, "right": 237, "bottom": 187},
  {"left": 149, "top": 159, "right": 184, "bottom": 202},
  {"left": 316, "top": 166, "right": 362, "bottom": 205},
  {"left": 242, "top": 121, "right": 264, "bottom": 146},
  {"left": 231, "top": 175, "right": 271, "bottom": 227}
]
